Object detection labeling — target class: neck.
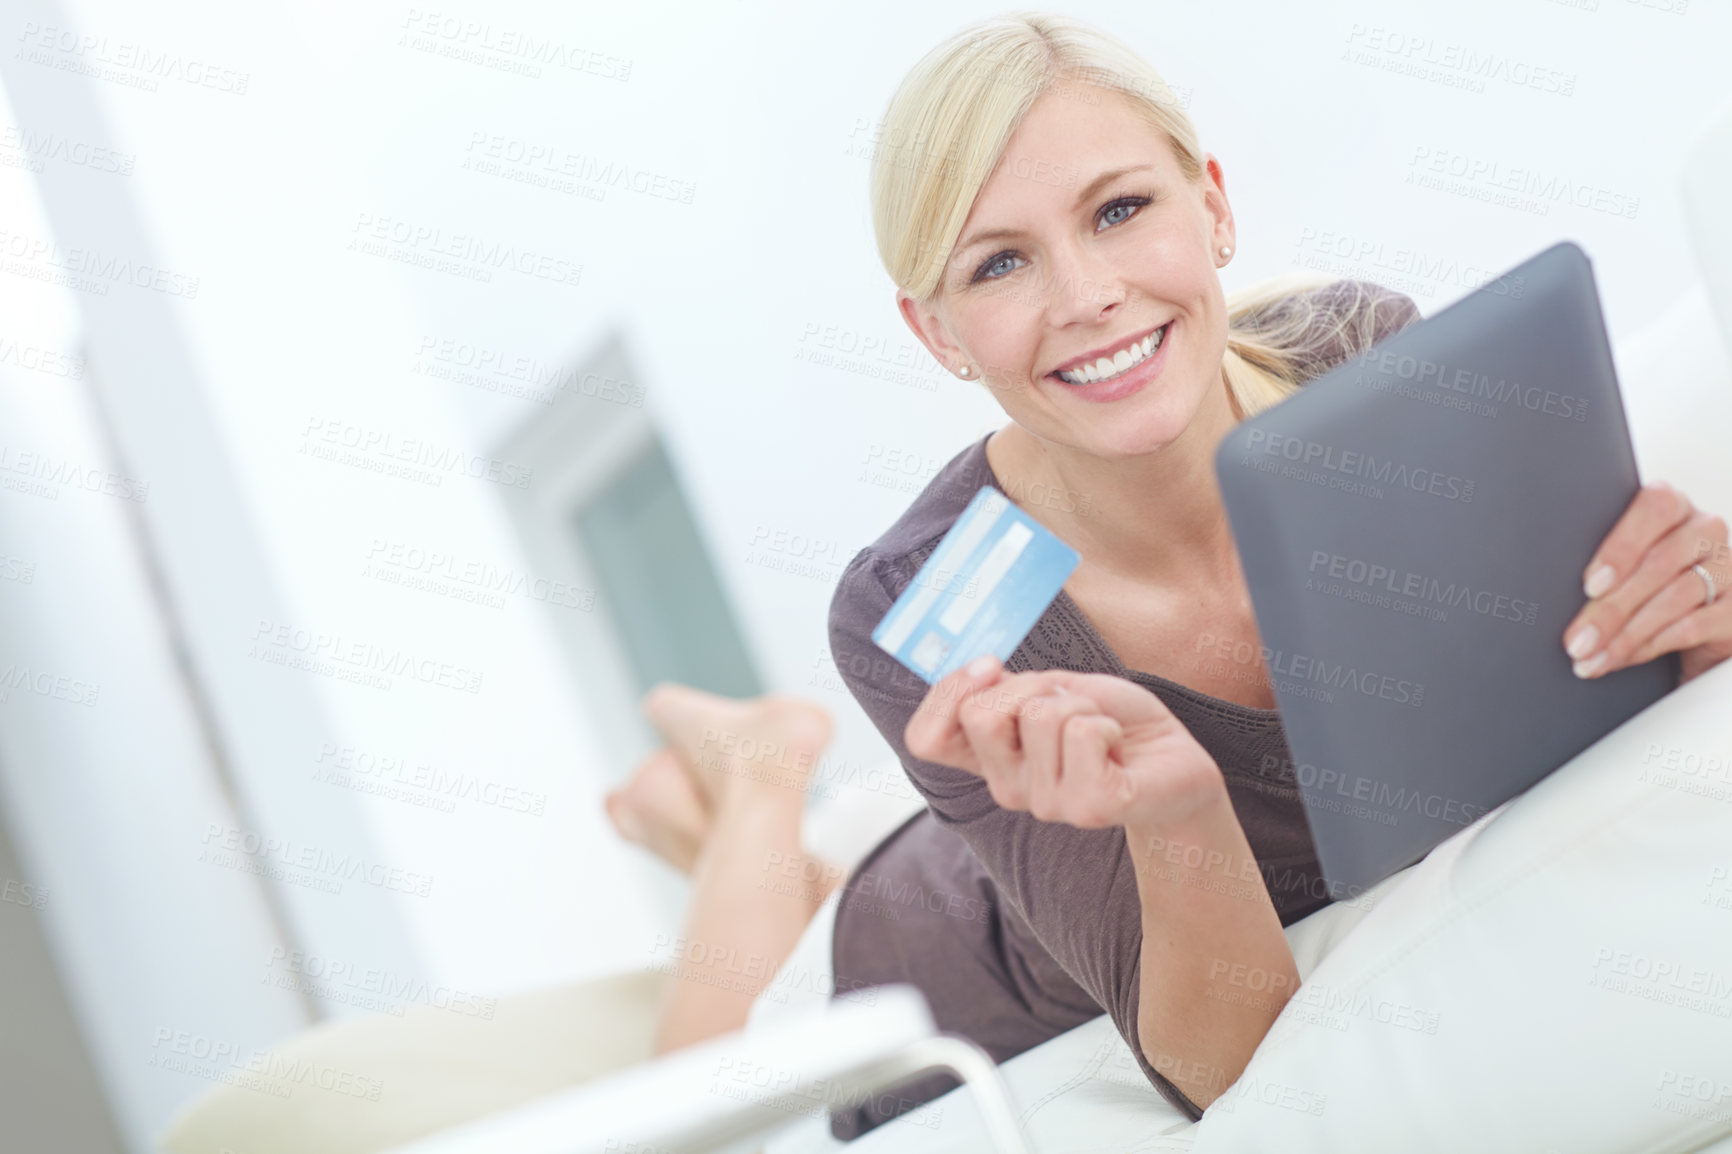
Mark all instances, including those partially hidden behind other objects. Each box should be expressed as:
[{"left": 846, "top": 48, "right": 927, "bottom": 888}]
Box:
[{"left": 988, "top": 376, "right": 1243, "bottom": 588}]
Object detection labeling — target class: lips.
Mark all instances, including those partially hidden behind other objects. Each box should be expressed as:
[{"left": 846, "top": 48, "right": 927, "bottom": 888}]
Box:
[
  {"left": 1043, "top": 317, "right": 1174, "bottom": 404},
  {"left": 1051, "top": 322, "right": 1166, "bottom": 376},
  {"left": 1051, "top": 321, "right": 1170, "bottom": 387}
]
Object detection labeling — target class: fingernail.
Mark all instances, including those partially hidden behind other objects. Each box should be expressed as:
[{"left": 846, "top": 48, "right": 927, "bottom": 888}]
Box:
[
  {"left": 966, "top": 655, "right": 995, "bottom": 678},
  {"left": 1565, "top": 624, "right": 1599, "bottom": 660},
  {"left": 1573, "top": 651, "right": 1609, "bottom": 679},
  {"left": 1584, "top": 565, "right": 1615, "bottom": 599}
]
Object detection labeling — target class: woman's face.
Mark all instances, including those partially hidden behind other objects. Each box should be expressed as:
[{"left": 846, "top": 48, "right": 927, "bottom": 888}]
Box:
[{"left": 900, "top": 85, "right": 1236, "bottom": 460}]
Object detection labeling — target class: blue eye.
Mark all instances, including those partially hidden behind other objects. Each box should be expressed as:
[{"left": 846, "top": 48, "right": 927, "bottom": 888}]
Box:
[
  {"left": 968, "top": 193, "right": 1154, "bottom": 286},
  {"left": 974, "top": 252, "right": 1025, "bottom": 282},
  {"left": 1097, "top": 196, "right": 1149, "bottom": 231}
]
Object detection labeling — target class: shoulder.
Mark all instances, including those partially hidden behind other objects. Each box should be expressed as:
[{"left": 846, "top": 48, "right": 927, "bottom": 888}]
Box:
[{"left": 827, "top": 432, "right": 993, "bottom": 637}]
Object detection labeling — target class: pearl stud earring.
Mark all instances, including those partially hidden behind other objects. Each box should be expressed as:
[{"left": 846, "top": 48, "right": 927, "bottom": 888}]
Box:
[
  {"left": 1220, "top": 245, "right": 1233, "bottom": 260},
  {"left": 959, "top": 365, "right": 973, "bottom": 378}
]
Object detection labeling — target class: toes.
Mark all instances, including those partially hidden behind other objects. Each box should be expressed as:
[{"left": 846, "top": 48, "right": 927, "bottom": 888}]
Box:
[
  {"left": 762, "top": 696, "right": 833, "bottom": 751},
  {"left": 638, "top": 687, "right": 834, "bottom": 814},
  {"left": 606, "top": 789, "right": 698, "bottom": 875},
  {"left": 603, "top": 788, "right": 647, "bottom": 843},
  {"left": 641, "top": 683, "right": 732, "bottom": 753},
  {"left": 641, "top": 748, "right": 713, "bottom": 830},
  {"left": 605, "top": 747, "right": 715, "bottom": 875}
]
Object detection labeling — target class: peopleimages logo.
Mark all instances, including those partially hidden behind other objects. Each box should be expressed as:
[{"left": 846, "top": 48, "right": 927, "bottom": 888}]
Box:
[
  {"left": 199, "top": 823, "right": 434, "bottom": 898},
  {"left": 1270, "top": 650, "right": 1424, "bottom": 707},
  {"left": 265, "top": 947, "right": 497, "bottom": 1019},
  {"left": 1279, "top": 757, "right": 1486, "bottom": 827},
  {"left": 1308, "top": 550, "right": 1539, "bottom": 626},
  {"left": 249, "top": 618, "right": 485, "bottom": 695},
  {"left": 300, "top": 417, "right": 534, "bottom": 488},
  {"left": 1242, "top": 429, "right": 1474, "bottom": 502},
  {"left": 1193, "top": 633, "right": 1424, "bottom": 707},
  {"left": 1353, "top": 347, "right": 1590, "bottom": 421}
]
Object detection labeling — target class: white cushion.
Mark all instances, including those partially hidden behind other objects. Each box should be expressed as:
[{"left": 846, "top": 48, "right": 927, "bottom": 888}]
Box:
[
  {"left": 155, "top": 970, "right": 665, "bottom": 1154},
  {"left": 1193, "top": 650, "right": 1732, "bottom": 1152}
]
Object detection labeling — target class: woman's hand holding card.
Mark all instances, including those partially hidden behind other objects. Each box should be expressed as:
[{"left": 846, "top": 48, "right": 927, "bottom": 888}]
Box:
[{"left": 904, "top": 655, "right": 1225, "bottom": 832}]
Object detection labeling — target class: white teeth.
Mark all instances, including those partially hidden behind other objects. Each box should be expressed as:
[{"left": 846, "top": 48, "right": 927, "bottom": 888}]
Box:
[{"left": 1057, "top": 323, "right": 1167, "bottom": 386}]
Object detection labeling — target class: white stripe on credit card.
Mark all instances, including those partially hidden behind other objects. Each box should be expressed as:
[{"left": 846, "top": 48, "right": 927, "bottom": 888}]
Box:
[
  {"left": 878, "top": 492, "right": 1008, "bottom": 653},
  {"left": 877, "top": 579, "right": 941, "bottom": 655},
  {"left": 938, "top": 520, "right": 1032, "bottom": 634}
]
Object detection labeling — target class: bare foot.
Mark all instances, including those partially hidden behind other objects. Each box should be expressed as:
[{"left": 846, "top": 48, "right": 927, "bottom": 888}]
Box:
[
  {"left": 640, "top": 685, "right": 833, "bottom": 811},
  {"left": 605, "top": 747, "right": 714, "bottom": 875}
]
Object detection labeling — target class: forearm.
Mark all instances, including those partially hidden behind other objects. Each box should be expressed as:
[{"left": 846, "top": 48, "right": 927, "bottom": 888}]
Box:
[{"left": 1127, "top": 779, "right": 1298, "bottom": 1111}]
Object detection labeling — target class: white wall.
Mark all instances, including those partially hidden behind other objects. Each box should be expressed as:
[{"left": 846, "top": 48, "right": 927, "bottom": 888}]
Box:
[
  {"left": 0, "top": 162, "right": 310, "bottom": 1148},
  {"left": 1, "top": 0, "right": 1729, "bottom": 1149}
]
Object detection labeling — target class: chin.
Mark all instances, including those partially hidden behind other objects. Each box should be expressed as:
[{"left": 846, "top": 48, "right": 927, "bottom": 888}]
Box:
[{"left": 1082, "top": 386, "right": 1207, "bottom": 458}]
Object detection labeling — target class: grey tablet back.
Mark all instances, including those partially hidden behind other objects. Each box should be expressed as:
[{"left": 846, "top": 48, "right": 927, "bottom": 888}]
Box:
[{"left": 1215, "top": 241, "right": 1679, "bottom": 896}]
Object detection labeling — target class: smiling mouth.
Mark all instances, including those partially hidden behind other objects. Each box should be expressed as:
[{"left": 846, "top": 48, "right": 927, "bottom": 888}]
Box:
[{"left": 1052, "top": 321, "right": 1171, "bottom": 386}]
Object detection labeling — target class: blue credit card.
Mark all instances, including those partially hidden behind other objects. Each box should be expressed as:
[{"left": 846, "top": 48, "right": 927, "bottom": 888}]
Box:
[{"left": 872, "top": 486, "right": 1082, "bottom": 684}]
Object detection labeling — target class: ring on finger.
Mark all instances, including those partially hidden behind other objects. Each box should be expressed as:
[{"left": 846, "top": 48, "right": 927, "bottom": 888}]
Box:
[{"left": 1693, "top": 563, "right": 1718, "bottom": 607}]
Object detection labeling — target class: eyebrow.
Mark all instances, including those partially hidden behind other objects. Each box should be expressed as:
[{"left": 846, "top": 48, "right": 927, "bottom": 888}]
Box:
[{"left": 952, "top": 163, "right": 1156, "bottom": 260}]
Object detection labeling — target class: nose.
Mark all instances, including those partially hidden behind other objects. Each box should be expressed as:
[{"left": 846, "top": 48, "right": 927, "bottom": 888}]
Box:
[{"left": 1040, "top": 238, "right": 1129, "bottom": 327}]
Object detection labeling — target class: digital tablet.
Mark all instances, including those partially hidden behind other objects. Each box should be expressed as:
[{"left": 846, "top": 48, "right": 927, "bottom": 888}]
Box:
[{"left": 1214, "top": 241, "right": 1679, "bottom": 894}]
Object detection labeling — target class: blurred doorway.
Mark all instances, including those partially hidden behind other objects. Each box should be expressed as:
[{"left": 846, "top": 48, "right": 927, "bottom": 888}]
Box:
[{"left": 494, "top": 332, "right": 762, "bottom": 779}]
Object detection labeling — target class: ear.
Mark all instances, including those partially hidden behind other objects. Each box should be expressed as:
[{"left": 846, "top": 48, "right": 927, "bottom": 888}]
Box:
[
  {"left": 1200, "top": 152, "right": 1235, "bottom": 258},
  {"left": 896, "top": 289, "right": 966, "bottom": 372}
]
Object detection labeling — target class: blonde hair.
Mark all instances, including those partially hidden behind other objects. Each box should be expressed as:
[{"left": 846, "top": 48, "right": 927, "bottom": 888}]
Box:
[{"left": 870, "top": 11, "right": 1366, "bottom": 420}]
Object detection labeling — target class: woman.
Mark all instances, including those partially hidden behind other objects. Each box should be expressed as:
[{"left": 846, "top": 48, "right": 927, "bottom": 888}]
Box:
[{"left": 608, "top": 9, "right": 1732, "bottom": 1136}]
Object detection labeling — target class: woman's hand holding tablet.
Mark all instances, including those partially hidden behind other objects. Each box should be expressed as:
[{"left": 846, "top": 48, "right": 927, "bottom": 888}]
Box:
[{"left": 1566, "top": 480, "right": 1732, "bottom": 684}]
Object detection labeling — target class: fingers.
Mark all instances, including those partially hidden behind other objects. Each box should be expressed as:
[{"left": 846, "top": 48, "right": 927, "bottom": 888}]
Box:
[
  {"left": 1057, "top": 712, "right": 1127, "bottom": 828},
  {"left": 1579, "top": 482, "right": 1694, "bottom": 602},
  {"left": 904, "top": 656, "right": 1007, "bottom": 772},
  {"left": 956, "top": 672, "right": 1078, "bottom": 809},
  {"left": 972, "top": 687, "right": 1124, "bottom": 823},
  {"left": 904, "top": 659, "right": 1072, "bottom": 769},
  {"left": 1624, "top": 587, "right": 1732, "bottom": 667},
  {"left": 957, "top": 679, "right": 1025, "bottom": 782},
  {"left": 1614, "top": 559, "right": 1720, "bottom": 662},
  {"left": 1566, "top": 485, "right": 1731, "bottom": 676},
  {"left": 1014, "top": 687, "right": 1112, "bottom": 820},
  {"left": 907, "top": 663, "right": 1195, "bottom": 826}
]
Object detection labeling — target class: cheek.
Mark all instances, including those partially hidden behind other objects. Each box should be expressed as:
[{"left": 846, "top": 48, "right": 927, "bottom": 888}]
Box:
[
  {"left": 963, "top": 303, "right": 1044, "bottom": 376},
  {"left": 1133, "top": 216, "right": 1210, "bottom": 263},
  {"left": 1120, "top": 247, "right": 1217, "bottom": 312}
]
